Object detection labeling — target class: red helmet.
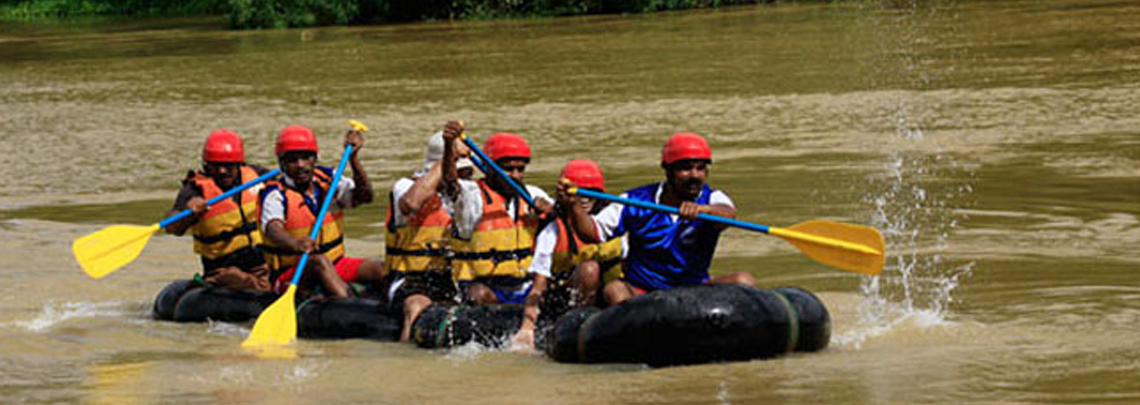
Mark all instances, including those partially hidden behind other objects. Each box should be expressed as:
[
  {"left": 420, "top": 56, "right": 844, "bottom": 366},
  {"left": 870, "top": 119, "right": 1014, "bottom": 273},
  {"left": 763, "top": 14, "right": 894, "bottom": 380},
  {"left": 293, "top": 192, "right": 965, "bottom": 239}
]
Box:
[
  {"left": 560, "top": 159, "right": 605, "bottom": 191},
  {"left": 485, "top": 132, "right": 531, "bottom": 162},
  {"left": 662, "top": 132, "right": 712, "bottom": 164},
  {"left": 276, "top": 125, "right": 318, "bottom": 157},
  {"left": 202, "top": 129, "right": 245, "bottom": 163}
]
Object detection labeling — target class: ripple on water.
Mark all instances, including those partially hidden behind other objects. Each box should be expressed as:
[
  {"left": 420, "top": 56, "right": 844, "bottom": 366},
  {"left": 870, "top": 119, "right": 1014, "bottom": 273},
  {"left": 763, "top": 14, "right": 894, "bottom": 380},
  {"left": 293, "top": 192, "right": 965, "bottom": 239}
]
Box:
[{"left": 11, "top": 300, "right": 138, "bottom": 333}]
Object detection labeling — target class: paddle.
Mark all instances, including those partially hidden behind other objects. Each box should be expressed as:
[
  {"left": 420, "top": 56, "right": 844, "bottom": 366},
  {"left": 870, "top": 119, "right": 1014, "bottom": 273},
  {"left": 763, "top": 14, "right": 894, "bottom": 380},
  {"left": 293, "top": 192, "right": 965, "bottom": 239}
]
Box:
[
  {"left": 72, "top": 168, "right": 281, "bottom": 280},
  {"left": 568, "top": 187, "right": 886, "bottom": 276},
  {"left": 459, "top": 133, "right": 536, "bottom": 207},
  {"left": 242, "top": 121, "right": 365, "bottom": 349}
]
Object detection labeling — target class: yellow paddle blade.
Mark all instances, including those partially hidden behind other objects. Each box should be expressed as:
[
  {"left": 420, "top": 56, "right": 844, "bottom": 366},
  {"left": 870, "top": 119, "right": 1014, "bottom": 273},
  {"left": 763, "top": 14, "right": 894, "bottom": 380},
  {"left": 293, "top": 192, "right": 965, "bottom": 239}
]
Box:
[
  {"left": 769, "top": 220, "right": 885, "bottom": 276},
  {"left": 242, "top": 284, "right": 298, "bottom": 349},
  {"left": 72, "top": 224, "right": 161, "bottom": 279}
]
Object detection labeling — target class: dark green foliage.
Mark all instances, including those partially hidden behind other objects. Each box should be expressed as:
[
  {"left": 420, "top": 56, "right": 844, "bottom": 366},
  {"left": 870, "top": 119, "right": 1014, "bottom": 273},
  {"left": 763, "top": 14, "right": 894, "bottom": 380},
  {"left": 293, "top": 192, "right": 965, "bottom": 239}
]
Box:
[
  {"left": 228, "top": 0, "right": 357, "bottom": 28},
  {"left": 0, "top": 0, "right": 226, "bottom": 18},
  {"left": 2, "top": 0, "right": 773, "bottom": 27}
]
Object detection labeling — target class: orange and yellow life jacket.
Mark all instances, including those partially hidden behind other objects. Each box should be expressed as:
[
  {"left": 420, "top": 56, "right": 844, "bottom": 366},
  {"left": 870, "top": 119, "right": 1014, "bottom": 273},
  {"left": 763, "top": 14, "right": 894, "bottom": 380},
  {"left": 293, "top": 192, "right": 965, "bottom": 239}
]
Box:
[
  {"left": 384, "top": 183, "right": 452, "bottom": 274},
  {"left": 259, "top": 168, "right": 346, "bottom": 272},
  {"left": 452, "top": 180, "right": 538, "bottom": 283},
  {"left": 549, "top": 216, "right": 624, "bottom": 284},
  {"left": 190, "top": 166, "right": 264, "bottom": 262}
]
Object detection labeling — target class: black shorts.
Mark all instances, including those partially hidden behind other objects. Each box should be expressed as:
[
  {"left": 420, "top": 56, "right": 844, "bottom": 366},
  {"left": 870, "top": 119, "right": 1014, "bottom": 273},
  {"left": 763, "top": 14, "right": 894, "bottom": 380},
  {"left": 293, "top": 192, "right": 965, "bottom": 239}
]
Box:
[
  {"left": 200, "top": 246, "right": 267, "bottom": 277},
  {"left": 388, "top": 271, "right": 459, "bottom": 309}
]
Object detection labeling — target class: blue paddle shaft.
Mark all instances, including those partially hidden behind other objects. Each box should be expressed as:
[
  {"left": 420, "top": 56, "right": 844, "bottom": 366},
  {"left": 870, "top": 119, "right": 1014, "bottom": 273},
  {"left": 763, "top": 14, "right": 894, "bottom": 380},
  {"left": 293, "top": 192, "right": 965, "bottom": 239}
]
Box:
[
  {"left": 461, "top": 135, "right": 536, "bottom": 207},
  {"left": 159, "top": 168, "right": 282, "bottom": 228},
  {"left": 290, "top": 145, "right": 355, "bottom": 286},
  {"left": 469, "top": 154, "right": 488, "bottom": 174},
  {"left": 572, "top": 188, "right": 771, "bottom": 234}
]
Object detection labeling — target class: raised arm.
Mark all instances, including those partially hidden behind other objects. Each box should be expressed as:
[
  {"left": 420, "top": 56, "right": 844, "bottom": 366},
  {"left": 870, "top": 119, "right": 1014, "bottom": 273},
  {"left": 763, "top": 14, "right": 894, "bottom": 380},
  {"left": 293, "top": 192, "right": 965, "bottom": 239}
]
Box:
[
  {"left": 401, "top": 122, "right": 468, "bottom": 214},
  {"left": 439, "top": 121, "right": 464, "bottom": 199},
  {"left": 556, "top": 179, "right": 605, "bottom": 244},
  {"left": 345, "top": 129, "right": 373, "bottom": 206}
]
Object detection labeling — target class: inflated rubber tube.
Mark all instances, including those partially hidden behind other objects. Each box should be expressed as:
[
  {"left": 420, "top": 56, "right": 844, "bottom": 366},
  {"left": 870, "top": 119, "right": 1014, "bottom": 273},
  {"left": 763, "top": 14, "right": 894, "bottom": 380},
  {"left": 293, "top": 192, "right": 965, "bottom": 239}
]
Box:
[
  {"left": 153, "top": 279, "right": 199, "bottom": 321},
  {"left": 546, "top": 284, "right": 831, "bottom": 367},
  {"left": 771, "top": 286, "right": 831, "bottom": 352},
  {"left": 297, "top": 298, "right": 401, "bottom": 341},
  {"left": 546, "top": 306, "right": 599, "bottom": 361},
  {"left": 171, "top": 285, "right": 277, "bottom": 323},
  {"left": 412, "top": 304, "right": 524, "bottom": 349}
]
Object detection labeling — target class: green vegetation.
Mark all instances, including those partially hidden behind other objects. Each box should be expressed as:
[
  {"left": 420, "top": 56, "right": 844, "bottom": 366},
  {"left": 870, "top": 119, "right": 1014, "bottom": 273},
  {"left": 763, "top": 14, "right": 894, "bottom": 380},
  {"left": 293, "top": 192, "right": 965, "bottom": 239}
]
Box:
[
  {"left": 1, "top": 0, "right": 772, "bottom": 28},
  {"left": 0, "top": 0, "right": 225, "bottom": 18}
]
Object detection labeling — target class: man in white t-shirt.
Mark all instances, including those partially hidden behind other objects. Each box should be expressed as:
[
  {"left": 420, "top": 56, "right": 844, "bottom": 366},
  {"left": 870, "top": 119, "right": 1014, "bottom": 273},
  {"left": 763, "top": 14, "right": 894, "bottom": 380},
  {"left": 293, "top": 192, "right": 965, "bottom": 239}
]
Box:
[
  {"left": 513, "top": 159, "right": 626, "bottom": 347},
  {"left": 258, "top": 125, "right": 387, "bottom": 299}
]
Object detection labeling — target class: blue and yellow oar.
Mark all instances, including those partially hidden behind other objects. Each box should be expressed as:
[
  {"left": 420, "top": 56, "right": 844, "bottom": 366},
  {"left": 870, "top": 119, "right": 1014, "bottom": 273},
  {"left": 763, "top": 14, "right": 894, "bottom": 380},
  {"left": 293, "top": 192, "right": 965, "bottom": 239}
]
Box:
[
  {"left": 242, "top": 120, "right": 366, "bottom": 349},
  {"left": 72, "top": 168, "right": 281, "bottom": 280},
  {"left": 568, "top": 188, "right": 885, "bottom": 276},
  {"left": 459, "top": 133, "right": 536, "bottom": 207}
]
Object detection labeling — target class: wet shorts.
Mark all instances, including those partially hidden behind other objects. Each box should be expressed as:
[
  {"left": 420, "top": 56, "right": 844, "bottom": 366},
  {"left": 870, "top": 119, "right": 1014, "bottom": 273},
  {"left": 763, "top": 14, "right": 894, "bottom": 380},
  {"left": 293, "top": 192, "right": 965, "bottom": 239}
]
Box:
[
  {"left": 387, "top": 271, "right": 459, "bottom": 308},
  {"left": 621, "top": 278, "right": 712, "bottom": 299},
  {"left": 629, "top": 283, "right": 648, "bottom": 297},
  {"left": 273, "top": 256, "right": 364, "bottom": 294},
  {"left": 460, "top": 279, "right": 533, "bottom": 305},
  {"left": 200, "top": 246, "right": 267, "bottom": 275}
]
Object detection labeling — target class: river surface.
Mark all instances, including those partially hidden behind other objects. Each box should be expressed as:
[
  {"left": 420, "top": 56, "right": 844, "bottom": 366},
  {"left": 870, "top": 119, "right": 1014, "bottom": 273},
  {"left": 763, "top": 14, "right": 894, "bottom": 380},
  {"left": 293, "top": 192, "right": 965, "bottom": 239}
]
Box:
[{"left": 1, "top": 0, "right": 1138, "bottom": 403}]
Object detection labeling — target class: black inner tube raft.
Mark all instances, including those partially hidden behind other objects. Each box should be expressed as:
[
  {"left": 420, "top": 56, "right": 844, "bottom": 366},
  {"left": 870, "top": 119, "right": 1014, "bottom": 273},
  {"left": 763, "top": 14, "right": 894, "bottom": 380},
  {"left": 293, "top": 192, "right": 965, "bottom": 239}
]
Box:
[
  {"left": 546, "top": 284, "right": 831, "bottom": 367},
  {"left": 152, "top": 279, "right": 401, "bottom": 341}
]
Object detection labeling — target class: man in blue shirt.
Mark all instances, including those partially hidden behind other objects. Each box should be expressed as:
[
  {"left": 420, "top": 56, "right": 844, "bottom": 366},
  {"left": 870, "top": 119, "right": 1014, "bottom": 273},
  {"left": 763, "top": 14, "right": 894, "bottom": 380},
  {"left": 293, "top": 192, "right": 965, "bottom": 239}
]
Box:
[{"left": 556, "top": 132, "right": 756, "bottom": 305}]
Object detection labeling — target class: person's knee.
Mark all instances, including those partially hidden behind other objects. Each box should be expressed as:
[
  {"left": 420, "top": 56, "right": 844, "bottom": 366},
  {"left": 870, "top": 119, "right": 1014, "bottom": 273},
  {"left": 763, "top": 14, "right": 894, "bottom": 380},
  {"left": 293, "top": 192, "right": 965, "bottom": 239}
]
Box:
[
  {"left": 573, "top": 261, "right": 601, "bottom": 287},
  {"left": 465, "top": 283, "right": 497, "bottom": 305},
  {"left": 731, "top": 272, "right": 756, "bottom": 286},
  {"left": 603, "top": 281, "right": 630, "bottom": 306},
  {"left": 404, "top": 294, "right": 432, "bottom": 319},
  {"left": 359, "top": 258, "right": 387, "bottom": 280}
]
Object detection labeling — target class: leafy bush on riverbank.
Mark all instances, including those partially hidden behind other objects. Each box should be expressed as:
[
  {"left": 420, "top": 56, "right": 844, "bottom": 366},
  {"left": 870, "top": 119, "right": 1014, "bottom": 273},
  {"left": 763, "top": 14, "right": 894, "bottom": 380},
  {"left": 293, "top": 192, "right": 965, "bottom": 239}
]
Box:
[
  {"left": 1, "top": 0, "right": 769, "bottom": 27},
  {"left": 0, "top": 0, "right": 224, "bottom": 17}
]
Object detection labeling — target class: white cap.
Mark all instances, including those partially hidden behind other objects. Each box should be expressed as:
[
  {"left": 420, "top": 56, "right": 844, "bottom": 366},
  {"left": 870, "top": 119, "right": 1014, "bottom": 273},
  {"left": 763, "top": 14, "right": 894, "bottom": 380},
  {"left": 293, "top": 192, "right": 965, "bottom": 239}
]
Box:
[
  {"left": 414, "top": 131, "right": 474, "bottom": 177},
  {"left": 414, "top": 131, "right": 445, "bottom": 178}
]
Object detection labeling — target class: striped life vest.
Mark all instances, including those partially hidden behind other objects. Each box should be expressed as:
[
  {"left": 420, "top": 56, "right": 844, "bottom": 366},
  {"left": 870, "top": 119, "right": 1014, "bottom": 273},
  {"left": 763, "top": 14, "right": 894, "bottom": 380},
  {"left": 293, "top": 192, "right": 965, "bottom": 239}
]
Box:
[
  {"left": 190, "top": 166, "right": 264, "bottom": 262},
  {"left": 549, "top": 216, "right": 624, "bottom": 283},
  {"left": 451, "top": 180, "right": 537, "bottom": 284},
  {"left": 259, "top": 167, "right": 345, "bottom": 273},
  {"left": 384, "top": 183, "right": 452, "bottom": 274}
]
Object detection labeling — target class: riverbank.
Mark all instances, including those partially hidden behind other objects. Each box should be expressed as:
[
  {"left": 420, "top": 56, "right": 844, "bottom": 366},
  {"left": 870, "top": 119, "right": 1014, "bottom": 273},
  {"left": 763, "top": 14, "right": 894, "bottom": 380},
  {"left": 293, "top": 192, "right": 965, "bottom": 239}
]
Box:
[{"left": 0, "top": 0, "right": 773, "bottom": 28}]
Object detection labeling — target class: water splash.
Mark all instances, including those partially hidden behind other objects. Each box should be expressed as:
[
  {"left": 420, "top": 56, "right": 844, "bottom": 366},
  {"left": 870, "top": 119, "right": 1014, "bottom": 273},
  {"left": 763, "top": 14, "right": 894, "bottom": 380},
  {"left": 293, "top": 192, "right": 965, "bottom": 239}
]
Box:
[
  {"left": 840, "top": 107, "right": 975, "bottom": 348},
  {"left": 444, "top": 341, "right": 494, "bottom": 361},
  {"left": 12, "top": 301, "right": 133, "bottom": 332},
  {"left": 206, "top": 320, "right": 250, "bottom": 338}
]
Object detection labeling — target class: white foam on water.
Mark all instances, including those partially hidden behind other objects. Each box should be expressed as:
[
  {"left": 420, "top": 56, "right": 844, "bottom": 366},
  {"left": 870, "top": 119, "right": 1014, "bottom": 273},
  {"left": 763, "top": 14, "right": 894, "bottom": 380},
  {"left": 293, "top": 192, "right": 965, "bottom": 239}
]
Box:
[
  {"left": 11, "top": 300, "right": 132, "bottom": 332},
  {"left": 716, "top": 380, "right": 732, "bottom": 405},
  {"left": 835, "top": 303, "right": 956, "bottom": 349},
  {"left": 444, "top": 341, "right": 493, "bottom": 361},
  {"left": 284, "top": 362, "right": 325, "bottom": 383},
  {"left": 216, "top": 365, "right": 255, "bottom": 384},
  {"left": 206, "top": 320, "right": 250, "bottom": 338},
  {"left": 842, "top": 105, "right": 976, "bottom": 349}
]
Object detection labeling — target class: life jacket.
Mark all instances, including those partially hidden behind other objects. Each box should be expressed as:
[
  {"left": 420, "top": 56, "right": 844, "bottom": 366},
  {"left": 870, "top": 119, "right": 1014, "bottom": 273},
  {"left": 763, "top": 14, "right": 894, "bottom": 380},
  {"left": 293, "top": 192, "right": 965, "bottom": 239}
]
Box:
[
  {"left": 259, "top": 167, "right": 346, "bottom": 273},
  {"left": 451, "top": 180, "right": 538, "bottom": 284},
  {"left": 549, "top": 216, "right": 624, "bottom": 284},
  {"left": 384, "top": 181, "right": 452, "bottom": 274},
  {"left": 190, "top": 166, "right": 264, "bottom": 262}
]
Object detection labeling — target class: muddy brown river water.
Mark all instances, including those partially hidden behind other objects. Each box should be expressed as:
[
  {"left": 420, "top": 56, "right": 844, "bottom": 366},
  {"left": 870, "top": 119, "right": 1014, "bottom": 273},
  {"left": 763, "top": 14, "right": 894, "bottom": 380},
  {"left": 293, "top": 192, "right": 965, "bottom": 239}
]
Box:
[{"left": 0, "top": 0, "right": 1137, "bottom": 403}]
